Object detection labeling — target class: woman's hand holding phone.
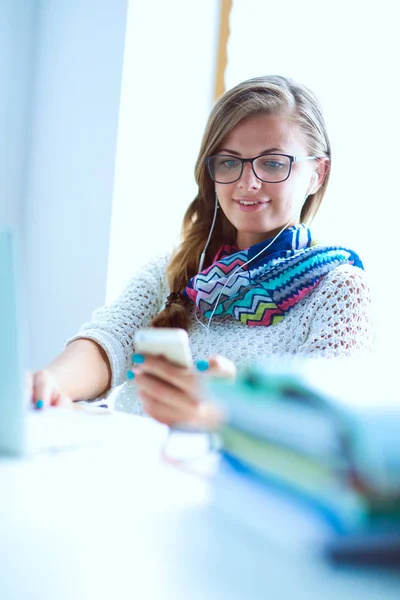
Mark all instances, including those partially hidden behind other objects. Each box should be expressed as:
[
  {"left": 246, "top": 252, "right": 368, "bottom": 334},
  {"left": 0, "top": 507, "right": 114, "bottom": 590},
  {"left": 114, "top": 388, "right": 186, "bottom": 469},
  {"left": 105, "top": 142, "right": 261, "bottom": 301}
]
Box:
[{"left": 132, "top": 329, "right": 236, "bottom": 428}]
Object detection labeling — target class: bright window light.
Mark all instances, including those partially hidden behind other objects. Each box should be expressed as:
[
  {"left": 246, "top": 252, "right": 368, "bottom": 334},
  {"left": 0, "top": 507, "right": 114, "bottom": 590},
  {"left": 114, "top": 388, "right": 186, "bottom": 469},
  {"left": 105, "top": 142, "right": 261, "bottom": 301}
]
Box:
[{"left": 226, "top": 0, "right": 400, "bottom": 348}]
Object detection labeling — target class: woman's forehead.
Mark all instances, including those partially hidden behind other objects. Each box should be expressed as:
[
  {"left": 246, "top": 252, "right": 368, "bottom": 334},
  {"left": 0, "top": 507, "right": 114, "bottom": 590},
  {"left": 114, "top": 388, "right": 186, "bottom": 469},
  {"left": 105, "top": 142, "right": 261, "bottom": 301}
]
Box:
[{"left": 220, "top": 113, "right": 307, "bottom": 153}]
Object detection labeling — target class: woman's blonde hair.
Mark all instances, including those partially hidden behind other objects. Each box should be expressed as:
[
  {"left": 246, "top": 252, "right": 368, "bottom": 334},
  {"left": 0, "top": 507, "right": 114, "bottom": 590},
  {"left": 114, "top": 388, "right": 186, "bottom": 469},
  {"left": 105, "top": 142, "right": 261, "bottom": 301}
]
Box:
[{"left": 151, "top": 75, "right": 331, "bottom": 329}]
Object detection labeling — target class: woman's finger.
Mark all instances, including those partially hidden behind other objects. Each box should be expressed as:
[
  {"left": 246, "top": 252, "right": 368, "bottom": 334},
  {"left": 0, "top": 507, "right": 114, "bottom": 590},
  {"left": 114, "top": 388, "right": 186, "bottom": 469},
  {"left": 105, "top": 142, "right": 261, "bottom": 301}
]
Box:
[
  {"left": 52, "top": 394, "right": 73, "bottom": 408},
  {"left": 207, "top": 355, "right": 237, "bottom": 379},
  {"left": 140, "top": 391, "right": 196, "bottom": 426},
  {"left": 32, "top": 370, "right": 55, "bottom": 408},
  {"left": 135, "top": 355, "right": 197, "bottom": 394},
  {"left": 135, "top": 371, "right": 198, "bottom": 410}
]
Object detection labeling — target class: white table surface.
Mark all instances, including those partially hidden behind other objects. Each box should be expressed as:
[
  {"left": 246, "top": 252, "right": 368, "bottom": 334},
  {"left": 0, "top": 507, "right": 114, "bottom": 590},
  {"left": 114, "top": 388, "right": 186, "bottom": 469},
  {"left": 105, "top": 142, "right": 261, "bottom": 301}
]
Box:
[{"left": 0, "top": 413, "right": 399, "bottom": 600}]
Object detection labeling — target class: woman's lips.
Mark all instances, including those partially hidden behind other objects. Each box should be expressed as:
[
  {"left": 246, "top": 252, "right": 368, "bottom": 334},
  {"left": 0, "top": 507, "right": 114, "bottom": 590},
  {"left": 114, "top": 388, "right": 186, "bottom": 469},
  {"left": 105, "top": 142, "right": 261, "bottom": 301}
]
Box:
[{"left": 233, "top": 199, "right": 270, "bottom": 212}]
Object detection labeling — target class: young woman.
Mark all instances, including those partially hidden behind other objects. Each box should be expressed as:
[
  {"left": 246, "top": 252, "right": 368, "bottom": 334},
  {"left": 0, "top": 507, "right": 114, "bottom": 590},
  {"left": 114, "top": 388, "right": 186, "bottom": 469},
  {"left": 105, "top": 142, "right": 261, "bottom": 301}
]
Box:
[{"left": 32, "top": 75, "right": 373, "bottom": 425}]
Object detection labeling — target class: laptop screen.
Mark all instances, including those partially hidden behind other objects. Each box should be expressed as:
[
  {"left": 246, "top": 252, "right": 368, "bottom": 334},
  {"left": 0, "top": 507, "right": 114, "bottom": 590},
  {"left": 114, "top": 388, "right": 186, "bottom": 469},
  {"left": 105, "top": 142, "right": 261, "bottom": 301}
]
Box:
[{"left": 0, "top": 226, "right": 28, "bottom": 455}]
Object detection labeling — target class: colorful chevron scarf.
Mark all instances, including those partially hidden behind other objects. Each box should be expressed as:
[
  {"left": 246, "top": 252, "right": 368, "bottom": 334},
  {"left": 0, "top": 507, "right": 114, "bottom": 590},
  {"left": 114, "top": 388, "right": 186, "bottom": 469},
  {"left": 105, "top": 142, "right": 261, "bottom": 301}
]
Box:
[{"left": 183, "top": 224, "right": 363, "bottom": 327}]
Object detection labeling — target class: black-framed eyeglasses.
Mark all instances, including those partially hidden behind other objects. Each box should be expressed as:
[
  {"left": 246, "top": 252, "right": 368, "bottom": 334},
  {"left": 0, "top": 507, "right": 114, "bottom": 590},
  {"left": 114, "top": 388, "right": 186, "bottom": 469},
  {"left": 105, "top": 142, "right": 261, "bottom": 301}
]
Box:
[{"left": 205, "top": 153, "right": 323, "bottom": 184}]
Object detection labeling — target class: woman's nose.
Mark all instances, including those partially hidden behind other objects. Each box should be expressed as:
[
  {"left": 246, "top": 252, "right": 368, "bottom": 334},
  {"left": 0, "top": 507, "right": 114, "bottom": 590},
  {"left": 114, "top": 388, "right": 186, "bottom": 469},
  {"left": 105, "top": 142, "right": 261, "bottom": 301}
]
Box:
[{"left": 238, "top": 162, "right": 262, "bottom": 190}]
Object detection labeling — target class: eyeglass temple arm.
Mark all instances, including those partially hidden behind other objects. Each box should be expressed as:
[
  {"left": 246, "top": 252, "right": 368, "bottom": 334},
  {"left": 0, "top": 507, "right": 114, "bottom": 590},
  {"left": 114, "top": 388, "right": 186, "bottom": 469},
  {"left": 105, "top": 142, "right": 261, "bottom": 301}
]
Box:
[{"left": 293, "top": 155, "right": 328, "bottom": 163}]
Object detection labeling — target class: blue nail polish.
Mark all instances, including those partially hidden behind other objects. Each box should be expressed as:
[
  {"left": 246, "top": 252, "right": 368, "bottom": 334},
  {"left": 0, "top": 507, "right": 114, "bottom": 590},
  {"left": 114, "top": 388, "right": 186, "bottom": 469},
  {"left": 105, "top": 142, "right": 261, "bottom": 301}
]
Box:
[
  {"left": 35, "top": 399, "right": 44, "bottom": 409},
  {"left": 132, "top": 354, "right": 145, "bottom": 364},
  {"left": 196, "top": 360, "right": 209, "bottom": 372},
  {"left": 126, "top": 369, "right": 135, "bottom": 380}
]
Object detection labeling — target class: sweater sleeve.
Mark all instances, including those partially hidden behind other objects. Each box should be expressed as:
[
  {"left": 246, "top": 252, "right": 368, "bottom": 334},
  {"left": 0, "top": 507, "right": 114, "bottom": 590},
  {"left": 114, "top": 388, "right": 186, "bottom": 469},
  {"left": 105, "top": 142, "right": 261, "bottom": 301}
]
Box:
[
  {"left": 295, "top": 264, "right": 374, "bottom": 357},
  {"left": 66, "top": 253, "right": 171, "bottom": 388}
]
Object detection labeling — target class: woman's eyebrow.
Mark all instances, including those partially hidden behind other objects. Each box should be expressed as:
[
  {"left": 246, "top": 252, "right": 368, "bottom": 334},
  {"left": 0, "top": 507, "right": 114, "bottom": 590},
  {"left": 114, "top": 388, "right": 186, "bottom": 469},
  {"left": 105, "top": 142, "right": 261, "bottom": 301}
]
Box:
[{"left": 217, "top": 147, "right": 283, "bottom": 156}]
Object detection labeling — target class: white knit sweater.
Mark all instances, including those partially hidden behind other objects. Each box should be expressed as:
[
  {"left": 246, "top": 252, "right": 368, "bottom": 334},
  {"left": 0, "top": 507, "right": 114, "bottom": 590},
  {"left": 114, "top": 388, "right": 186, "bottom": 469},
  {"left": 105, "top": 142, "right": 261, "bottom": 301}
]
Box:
[{"left": 67, "top": 252, "right": 374, "bottom": 414}]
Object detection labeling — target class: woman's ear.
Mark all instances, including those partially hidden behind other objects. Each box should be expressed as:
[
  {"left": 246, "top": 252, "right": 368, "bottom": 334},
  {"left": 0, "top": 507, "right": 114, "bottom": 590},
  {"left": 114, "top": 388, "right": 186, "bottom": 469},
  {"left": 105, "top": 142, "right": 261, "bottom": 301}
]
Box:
[
  {"left": 309, "top": 157, "right": 330, "bottom": 194},
  {"left": 310, "top": 172, "right": 319, "bottom": 194}
]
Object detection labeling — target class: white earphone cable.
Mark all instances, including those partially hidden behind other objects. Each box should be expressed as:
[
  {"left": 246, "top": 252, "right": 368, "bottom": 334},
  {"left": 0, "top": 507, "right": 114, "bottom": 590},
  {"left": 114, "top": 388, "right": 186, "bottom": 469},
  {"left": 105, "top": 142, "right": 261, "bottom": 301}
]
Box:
[
  {"left": 194, "top": 194, "right": 219, "bottom": 333},
  {"left": 193, "top": 198, "right": 308, "bottom": 354},
  {"left": 198, "top": 193, "right": 219, "bottom": 273}
]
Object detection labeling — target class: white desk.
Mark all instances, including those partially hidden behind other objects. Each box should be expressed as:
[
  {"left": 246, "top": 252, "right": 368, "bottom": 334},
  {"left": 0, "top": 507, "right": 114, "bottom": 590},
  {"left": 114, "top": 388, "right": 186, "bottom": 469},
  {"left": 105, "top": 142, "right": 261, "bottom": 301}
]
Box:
[{"left": 0, "top": 414, "right": 399, "bottom": 600}]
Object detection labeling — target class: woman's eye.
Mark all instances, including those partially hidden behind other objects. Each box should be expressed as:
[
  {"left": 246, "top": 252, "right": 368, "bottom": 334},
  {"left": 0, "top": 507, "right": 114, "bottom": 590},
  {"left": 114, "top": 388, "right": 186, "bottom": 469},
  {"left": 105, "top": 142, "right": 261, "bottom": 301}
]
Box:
[
  {"left": 223, "top": 159, "right": 240, "bottom": 169},
  {"left": 263, "top": 160, "right": 284, "bottom": 169}
]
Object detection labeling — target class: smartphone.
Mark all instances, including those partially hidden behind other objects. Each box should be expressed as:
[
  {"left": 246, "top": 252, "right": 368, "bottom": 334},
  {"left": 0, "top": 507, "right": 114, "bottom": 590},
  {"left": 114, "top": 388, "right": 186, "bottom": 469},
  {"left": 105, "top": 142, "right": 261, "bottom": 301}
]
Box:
[{"left": 134, "top": 328, "right": 193, "bottom": 368}]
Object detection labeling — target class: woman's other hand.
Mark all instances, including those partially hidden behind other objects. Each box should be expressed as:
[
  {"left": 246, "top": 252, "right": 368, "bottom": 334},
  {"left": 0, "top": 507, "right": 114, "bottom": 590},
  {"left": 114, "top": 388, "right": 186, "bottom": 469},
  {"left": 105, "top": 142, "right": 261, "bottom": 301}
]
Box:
[
  {"left": 30, "top": 369, "right": 73, "bottom": 410},
  {"left": 132, "top": 354, "right": 236, "bottom": 428}
]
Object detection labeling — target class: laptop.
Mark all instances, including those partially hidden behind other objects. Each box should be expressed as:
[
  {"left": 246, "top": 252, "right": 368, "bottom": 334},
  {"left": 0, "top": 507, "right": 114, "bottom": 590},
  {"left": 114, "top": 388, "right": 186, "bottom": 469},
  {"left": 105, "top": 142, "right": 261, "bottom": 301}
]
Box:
[
  {"left": 0, "top": 226, "right": 28, "bottom": 455},
  {"left": 0, "top": 225, "right": 158, "bottom": 457}
]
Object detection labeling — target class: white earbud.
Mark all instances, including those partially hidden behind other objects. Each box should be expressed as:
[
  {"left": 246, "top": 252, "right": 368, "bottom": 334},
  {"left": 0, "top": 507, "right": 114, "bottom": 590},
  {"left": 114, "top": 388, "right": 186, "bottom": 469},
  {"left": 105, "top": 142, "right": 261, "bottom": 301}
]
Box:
[{"left": 309, "top": 172, "right": 319, "bottom": 194}]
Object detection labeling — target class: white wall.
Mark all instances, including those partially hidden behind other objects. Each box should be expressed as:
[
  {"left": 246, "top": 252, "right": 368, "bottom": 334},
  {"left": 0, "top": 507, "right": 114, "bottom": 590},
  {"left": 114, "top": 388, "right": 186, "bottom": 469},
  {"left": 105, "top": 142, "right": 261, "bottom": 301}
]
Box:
[
  {"left": 23, "top": 0, "right": 128, "bottom": 370},
  {"left": 0, "top": 0, "right": 37, "bottom": 234},
  {"left": 2, "top": 0, "right": 220, "bottom": 370},
  {"left": 106, "top": 0, "right": 220, "bottom": 302}
]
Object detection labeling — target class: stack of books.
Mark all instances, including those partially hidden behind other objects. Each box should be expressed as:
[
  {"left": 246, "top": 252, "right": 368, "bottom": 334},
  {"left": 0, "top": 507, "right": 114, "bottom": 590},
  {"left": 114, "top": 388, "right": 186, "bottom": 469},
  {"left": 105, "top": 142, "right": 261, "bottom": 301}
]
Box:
[{"left": 208, "top": 355, "right": 400, "bottom": 565}]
